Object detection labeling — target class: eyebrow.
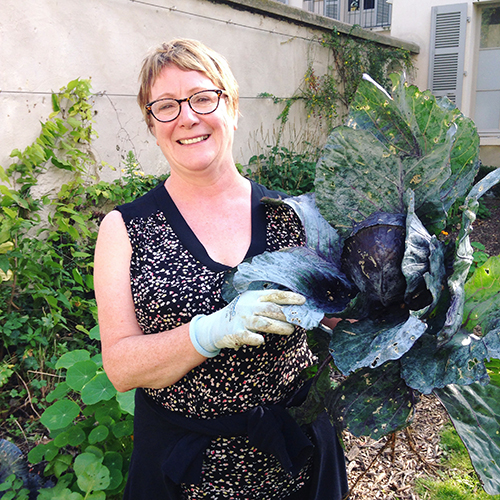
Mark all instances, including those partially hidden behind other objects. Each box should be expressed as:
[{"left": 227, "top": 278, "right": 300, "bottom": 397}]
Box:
[{"left": 152, "top": 87, "right": 213, "bottom": 100}]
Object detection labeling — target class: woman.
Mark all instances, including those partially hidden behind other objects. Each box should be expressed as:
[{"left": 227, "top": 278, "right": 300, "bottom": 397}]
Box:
[{"left": 94, "top": 39, "right": 348, "bottom": 500}]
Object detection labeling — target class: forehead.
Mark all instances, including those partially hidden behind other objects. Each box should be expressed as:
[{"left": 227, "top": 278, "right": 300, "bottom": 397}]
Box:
[{"left": 150, "top": 65, "right": 215, "bottom": 100}]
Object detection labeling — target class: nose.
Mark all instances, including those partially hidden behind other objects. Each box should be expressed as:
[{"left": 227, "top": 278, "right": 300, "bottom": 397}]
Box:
[{"left": 177, "top": 100, "right": 199, "bottom": 125}]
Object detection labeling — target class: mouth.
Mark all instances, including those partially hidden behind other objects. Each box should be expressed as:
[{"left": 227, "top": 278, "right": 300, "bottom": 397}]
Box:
[{"left": 178, "top": 135, "right": 209, "bottom": 145}]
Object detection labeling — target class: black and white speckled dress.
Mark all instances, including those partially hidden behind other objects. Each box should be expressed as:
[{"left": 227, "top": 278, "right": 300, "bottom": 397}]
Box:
[{"left": 117, "top": 180, "right": 317, "bottom": 499}]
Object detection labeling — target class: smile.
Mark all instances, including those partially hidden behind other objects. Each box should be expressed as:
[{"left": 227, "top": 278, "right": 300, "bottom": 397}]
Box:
[{"left": 178, "top": 135, "right": 209, "bottom": 145}]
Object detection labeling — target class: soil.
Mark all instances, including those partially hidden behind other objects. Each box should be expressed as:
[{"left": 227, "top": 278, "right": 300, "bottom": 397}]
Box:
[{"left": 343, "top": 195, "right": 500, "bottom": 500}]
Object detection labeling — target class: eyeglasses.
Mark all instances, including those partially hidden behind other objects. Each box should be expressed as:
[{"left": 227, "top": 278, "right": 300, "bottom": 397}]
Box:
[{"left": 145, "top": 89, "right": 224, "bottom": 123}]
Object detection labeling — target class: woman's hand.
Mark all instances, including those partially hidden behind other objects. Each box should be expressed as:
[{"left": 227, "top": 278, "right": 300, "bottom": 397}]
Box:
[{"left": 189, "top": 290, "right": 305, "bottom": 357}]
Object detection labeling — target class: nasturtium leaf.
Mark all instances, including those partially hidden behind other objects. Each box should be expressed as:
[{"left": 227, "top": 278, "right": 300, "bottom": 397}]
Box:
[
  {"left": 46, "top": 382, "right": 70, "bottom": 403},
  {"left": 89, "top": 324, "right": 100, "bottom": 340},
  {"left": 66, "top": 360, "right": 98, "bottom": 392},
  {"left": 106, "top": 466, "right": 124, "bottom": 491},
  {"left": 329, "top": 315, "right": 427, "bottom": 375},
  {"left": 401, "top": 332, "right": 491, "bottom": 394},
  {"left": 40, "top": 400, "right": 80, "bottom": 431},
  {"left": 435, "top": 383, "right": 500, "bottom": 495},
  {"left": 81, "top": 371, "right": 116, "bottom": 405},
  {"left": 112, "top": 418, "right": 134, "bottom": 439},
  {"left": 28, "top": 441, "right": 58, "bottom": 465},
  {"left": 103, "top": 451, "right": 123, "bottom": 472},
  {"left": 88, "top": 425, "right": 110, "bottom": 444},
  {"left": 74, "top": 453, "right": 110, "bottom": 493},
  {"left": 326, "top": 361, "right": 416, "bottom": 439},
  {"left": 94, "top": 398, "right": 121, "bottom": 423},
  {"left": 65, "top": 425, "right": 87, "bottom": 447},
  {"left": 55, "top": 349, "right": 91, "bottom": 370},
  {"left": 116, "top": 389, "right": 136, "bottom": 416},
  {"left": 463, "top": 256, "right": 500, "bottom": 332}
]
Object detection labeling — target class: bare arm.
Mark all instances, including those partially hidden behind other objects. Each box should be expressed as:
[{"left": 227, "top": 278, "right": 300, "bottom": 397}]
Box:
[{"left": 94, "top": 210, "right": 206, "bottom": 392}]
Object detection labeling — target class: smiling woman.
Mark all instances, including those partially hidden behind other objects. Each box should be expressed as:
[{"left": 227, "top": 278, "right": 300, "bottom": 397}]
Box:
[{"left": 93, "top": 39, "right": 349, "bottom": 500}]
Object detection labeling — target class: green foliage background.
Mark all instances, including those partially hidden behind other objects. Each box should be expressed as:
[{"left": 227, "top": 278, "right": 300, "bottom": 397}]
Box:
[{"left": 0, "top": 78, "right": 167, "bottom": 499}]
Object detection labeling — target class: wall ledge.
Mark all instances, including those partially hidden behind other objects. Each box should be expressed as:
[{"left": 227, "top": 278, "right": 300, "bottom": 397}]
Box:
[{"left": 208, "top": 0, "right": 420, "bottom": 53}]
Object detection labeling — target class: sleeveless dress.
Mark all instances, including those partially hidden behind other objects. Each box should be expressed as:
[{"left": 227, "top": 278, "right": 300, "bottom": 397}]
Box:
[{"left": 117, "top": 180, "right": 318, "bottom": 499}]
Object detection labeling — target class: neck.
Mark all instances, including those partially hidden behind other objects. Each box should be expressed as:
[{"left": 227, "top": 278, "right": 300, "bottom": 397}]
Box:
[{"left": 165, "top": 165, "right": 249, "bottom": 201}]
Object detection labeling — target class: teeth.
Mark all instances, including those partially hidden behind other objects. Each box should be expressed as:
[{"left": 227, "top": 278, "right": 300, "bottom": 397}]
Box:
[{"left": 179, "top": 135, "right": 209, "bottom": 145}]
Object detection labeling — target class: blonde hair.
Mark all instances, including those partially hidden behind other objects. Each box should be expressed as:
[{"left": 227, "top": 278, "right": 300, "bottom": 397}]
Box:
[{"left": 137, "top": 39, "right": 239, "bottom": 130}]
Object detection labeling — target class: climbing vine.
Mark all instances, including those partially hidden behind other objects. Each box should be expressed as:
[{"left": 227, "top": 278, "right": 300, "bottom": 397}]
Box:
[{"left": 262, "top": 27, "right": 414, "bottom": 136}]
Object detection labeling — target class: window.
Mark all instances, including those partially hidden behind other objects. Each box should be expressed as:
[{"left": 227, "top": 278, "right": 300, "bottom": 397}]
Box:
[
  {"left": 475, "top": 6, "right": 500, "bottom": 134},
  {"left": 329, "top": 0, "right": 391, "bottom": 28}
]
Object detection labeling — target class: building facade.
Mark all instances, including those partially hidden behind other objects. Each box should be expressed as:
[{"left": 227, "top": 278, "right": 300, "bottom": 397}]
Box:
[{"left": 278, "top": 0, "right": 500, "bottom": 166}]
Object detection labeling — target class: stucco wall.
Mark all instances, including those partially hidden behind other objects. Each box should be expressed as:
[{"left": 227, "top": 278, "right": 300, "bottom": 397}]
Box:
[{"left": 0, "top": 0, "right": 418, "bottom": 190}]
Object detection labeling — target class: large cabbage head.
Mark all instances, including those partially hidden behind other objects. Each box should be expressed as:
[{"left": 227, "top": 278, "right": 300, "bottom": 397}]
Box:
[{"left": 341, "top": 212, "right": 407, "bottom": 308}]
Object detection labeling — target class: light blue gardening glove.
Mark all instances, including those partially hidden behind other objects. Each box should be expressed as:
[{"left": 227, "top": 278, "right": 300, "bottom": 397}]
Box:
[{"left": 189, "top": 289, "right": 306, "bottom": 357}]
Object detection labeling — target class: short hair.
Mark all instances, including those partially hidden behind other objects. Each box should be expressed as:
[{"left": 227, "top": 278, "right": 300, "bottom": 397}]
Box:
[{"left": 137, "top": 39, "right": 239, "bottom": 130}]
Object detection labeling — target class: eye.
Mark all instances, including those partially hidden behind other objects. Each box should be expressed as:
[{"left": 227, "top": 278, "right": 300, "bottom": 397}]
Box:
[{"left": 157, "top": 100, "right": 176, "bottom": 111}]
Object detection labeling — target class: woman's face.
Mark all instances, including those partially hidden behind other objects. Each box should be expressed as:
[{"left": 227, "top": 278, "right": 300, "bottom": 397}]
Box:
[{"left": 149, "top": 65, "right": 238, "bottom": 181}]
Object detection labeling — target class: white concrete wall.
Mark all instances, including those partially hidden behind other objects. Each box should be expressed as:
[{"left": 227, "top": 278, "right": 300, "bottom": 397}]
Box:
[
  {"left": 0, "top": 0, "right": 325, "bottom": 187},
  {"left": 1, "top": 0, "right": 418, "bottom": 192}
]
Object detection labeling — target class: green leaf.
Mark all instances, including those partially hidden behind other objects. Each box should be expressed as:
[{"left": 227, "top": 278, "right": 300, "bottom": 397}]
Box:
[
  {"left": 326, "top": 361, "right": 415, "bottom": 439},
  {"left": 486, "top": 358, "right": 500, "bottom": 386},
  {"left": 81, "top": 371, "right": 116, "bottom": 405},
  {"left": 401, "top": 330, "right": 496, "bottom": 394},
  {"left": 28, "top": 441, "right": 59, "bottom": 464},
  {"left": 74, "top": 453, "right": 111, "bottom": 493},
  {"left": 329, "top": 315, "right": 427, "bottom": 375},
  {"left": 463, "top": 256, "right": 500, "bottom": 332},
  {"left": 55, "top": 349, "right": 91, "bottom": 369},
  {"left": 40, "top": 399, "right": 80, "bottom": 431},
  {"left": 435, "top": 382, "right": 500, "bottom": 495},
  {"left": 46, "top": 382, "right": 70, "bottom": 403},
  {"left": 88, "top": 425, "right": 110, "bottom": 444},
  {"left": 389, "top": 73, "right": 480, "bottom": 216},
  {"left": 66, "top": 360, "right": 98, "bottom": 392},
  {"left": 112, "top": 419, "right": 134, "bottom": 438},
  {"left": 315, "top": 77, "right": 464, "bottom": 236},
  {"left": 89, "top": 324, "right": 100, "bottom": 340},
  {"left": 438, "top": 169, "right": 500, "bottom": 345},
  {"left": 116, "top": 389, "right": 136, "bottom": 415}
]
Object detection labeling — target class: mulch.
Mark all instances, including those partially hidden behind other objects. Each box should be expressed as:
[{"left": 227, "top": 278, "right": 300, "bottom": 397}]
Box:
[{"left": 342, "top": 394, "right": 449, "bottom": 499}]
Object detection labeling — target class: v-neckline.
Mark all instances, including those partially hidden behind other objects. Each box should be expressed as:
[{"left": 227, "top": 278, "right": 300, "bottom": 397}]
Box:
[{"left": 152, "top": 181, "right": 268, "bottom": 272}]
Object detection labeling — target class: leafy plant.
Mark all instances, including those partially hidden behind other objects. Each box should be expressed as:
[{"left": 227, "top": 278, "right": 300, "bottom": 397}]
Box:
[
  {"left": 0, "top": 78, "right": 168, "bottom": 498},
  {"left": 246, "top": 145, "right": 318, "bottom": 196},
  {"left": 25, "top": 348, "right": 135, "bottom": 500},
  {"left": 224, "top": 74, "right": 500, "bottom": 495}
]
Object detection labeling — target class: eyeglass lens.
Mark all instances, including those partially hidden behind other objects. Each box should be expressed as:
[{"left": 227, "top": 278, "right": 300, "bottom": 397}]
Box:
[{"left": 149, "top": 90, "right": 221, "bottom": 122}]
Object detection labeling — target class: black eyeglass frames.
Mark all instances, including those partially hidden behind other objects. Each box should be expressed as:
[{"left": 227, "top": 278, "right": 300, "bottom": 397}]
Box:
[{"left": 145, "top": 89, "right": 224, "bottom": 123}]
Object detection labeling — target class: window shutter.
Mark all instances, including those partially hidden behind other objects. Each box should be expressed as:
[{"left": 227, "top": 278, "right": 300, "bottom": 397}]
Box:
[
  {"left": 376, "top": 0, "right": 392, "bottom": 28},
  {"left": 428, "top": 3, "right": 467, "bottom": 108},
  {"left": 324, "top": 0, "right": 340, "bottom": 20}
]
